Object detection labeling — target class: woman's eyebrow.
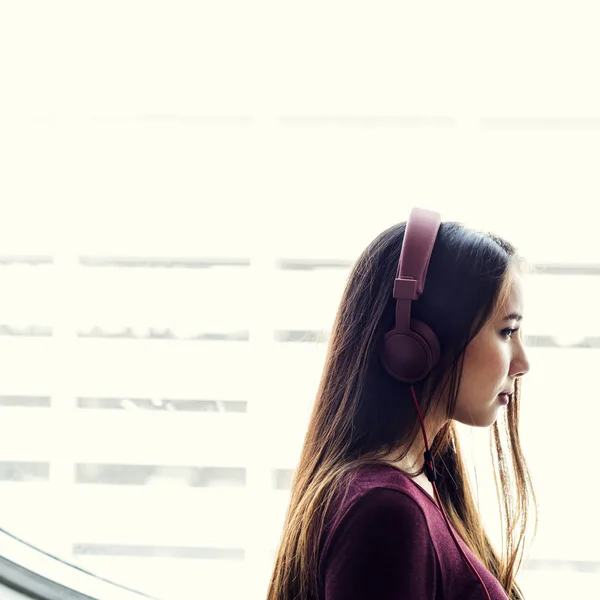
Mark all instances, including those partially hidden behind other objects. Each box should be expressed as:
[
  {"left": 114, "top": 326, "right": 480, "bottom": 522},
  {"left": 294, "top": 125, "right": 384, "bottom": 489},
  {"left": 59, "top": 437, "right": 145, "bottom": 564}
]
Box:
[{"left": 504, "top": 312, "right": 523, "bottom": 322}]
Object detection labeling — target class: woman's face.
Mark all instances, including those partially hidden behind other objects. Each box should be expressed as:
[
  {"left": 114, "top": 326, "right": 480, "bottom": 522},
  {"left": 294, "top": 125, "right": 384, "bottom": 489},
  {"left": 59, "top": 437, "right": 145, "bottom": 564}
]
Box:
[{"left": 453, "top": 271, "right": 530, "bottom": 427}]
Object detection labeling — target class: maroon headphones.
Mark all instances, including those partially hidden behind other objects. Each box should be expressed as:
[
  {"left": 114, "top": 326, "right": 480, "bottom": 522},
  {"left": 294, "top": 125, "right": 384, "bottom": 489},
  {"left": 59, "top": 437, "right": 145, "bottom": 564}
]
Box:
[
  {"left": 380, "top": 207, "right": 493, "bottom": 600},
  {"left": 380, "top": 207, "right": 442, "bottom": 384}
]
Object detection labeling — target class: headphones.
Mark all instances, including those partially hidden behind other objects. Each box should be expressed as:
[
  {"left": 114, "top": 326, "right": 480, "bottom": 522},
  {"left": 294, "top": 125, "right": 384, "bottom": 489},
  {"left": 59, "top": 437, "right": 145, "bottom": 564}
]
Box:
[
  {"left": 380, "top": 207, "right": 442, "bottom": 384},
  {"left": 379, "top": 207, "right": 494, "bottom": 600}
]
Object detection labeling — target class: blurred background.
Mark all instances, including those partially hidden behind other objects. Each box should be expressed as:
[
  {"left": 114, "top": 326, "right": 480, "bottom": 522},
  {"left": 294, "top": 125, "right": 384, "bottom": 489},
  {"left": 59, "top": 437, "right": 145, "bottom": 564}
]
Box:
[{"left": 0, "top": 1, "right": 599, "bottom": 599}]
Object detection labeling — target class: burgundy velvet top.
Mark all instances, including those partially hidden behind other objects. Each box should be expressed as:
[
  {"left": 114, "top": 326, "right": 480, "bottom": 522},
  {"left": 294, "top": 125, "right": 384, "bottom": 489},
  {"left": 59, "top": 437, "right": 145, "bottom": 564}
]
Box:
[{"left": 318, "top": 463, "right": 510, "bottom": 600}]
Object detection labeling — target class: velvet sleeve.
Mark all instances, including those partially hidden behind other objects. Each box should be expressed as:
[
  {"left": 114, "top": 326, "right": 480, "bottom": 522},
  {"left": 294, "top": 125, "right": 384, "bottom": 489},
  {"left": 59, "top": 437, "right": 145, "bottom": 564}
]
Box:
[{"left": 323, "top": 487, "right": 441, "bottom": 600}]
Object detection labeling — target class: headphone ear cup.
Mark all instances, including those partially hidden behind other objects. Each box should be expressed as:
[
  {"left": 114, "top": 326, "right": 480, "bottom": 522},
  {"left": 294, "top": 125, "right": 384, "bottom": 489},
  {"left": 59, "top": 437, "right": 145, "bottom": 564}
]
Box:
[{"left": 381, "top": 318, "right": 440, "bottom": 383}]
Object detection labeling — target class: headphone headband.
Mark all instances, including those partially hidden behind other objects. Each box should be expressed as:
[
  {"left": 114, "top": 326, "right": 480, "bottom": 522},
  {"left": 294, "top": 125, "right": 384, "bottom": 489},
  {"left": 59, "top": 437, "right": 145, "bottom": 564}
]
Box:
[{"left": 393, "top": 208, "right": 441, "bottom": 333}]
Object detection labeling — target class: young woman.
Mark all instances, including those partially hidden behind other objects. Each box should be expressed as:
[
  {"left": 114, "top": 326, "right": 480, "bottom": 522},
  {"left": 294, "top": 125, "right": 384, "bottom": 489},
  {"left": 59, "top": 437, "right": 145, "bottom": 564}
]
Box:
[{"left": 267, "top": 207, "right": 537, "bottom": 600}]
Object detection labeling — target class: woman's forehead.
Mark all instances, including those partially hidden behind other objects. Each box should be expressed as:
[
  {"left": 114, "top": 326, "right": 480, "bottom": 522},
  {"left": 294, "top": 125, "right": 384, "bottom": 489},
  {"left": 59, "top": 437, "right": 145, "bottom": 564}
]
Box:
[{"left": 493, "top": 269, "right": 525, "bottom": 320}]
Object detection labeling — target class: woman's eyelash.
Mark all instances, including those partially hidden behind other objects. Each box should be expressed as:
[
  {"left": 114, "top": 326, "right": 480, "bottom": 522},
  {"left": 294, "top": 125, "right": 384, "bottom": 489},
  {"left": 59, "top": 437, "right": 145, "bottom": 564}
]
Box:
[{"left": 501, "top": 327, "right": 519, "bottom": 338}]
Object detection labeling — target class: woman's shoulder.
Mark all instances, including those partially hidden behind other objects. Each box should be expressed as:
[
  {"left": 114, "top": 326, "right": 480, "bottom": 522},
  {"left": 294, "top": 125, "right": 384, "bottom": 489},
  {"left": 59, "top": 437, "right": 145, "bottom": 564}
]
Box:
[
  {"left": 338, "top": 461, "right": 436, "bottom": 514},
  {"left": 329, "top": 463, "right": 435, "bottom": 540},
  {"left": 320, "top": 462, "right": 439, "bottom": 564},
  {"left": 318, "top": 464, "right": 443, "bottom": 598}
]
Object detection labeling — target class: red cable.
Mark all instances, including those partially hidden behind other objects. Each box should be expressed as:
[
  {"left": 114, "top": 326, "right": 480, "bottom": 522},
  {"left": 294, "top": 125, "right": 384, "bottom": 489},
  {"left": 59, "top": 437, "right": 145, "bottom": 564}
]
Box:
[{"left": 410, "top": 385, "right": 493, "bottom": 600}]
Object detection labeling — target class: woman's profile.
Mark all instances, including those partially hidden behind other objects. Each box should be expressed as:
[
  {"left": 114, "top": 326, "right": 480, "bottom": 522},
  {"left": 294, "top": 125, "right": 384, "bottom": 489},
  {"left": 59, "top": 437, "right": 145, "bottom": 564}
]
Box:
[{"left": 266, "top": 207, "right": 537, "bottom": 600}]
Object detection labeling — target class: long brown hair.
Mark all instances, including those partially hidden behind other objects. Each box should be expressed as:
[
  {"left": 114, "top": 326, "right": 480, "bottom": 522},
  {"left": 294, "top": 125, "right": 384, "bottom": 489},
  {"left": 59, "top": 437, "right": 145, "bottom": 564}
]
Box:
[{"left": 267, "top": 220, "right": 538, "bottom": 599}]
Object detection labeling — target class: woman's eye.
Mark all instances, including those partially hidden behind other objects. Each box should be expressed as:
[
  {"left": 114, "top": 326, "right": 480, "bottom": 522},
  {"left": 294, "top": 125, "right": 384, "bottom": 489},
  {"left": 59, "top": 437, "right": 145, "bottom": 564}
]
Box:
[{"left": 501, "top": 327, "right": 519, "bottom": 339}]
